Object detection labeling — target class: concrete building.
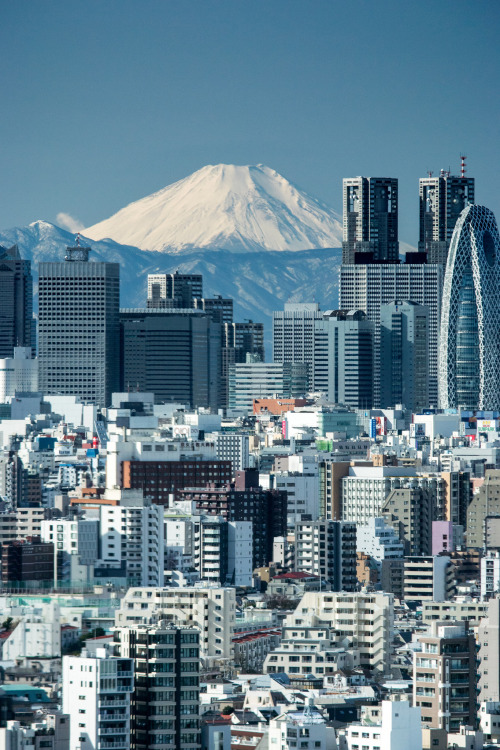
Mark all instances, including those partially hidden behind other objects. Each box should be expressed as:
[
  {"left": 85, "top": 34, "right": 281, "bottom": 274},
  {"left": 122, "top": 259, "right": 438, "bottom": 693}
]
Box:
[
  {"left": 413, "top": 621, "right": 476, "bottom": 732},
  {"left": 212, "top": 433, "right": 250, "bottom": 473},
  {"left": 467, "top": 469, "right": 500, "bottom": 549},
  {"left": 62, "top": 648, "right": 134, "bottom": 750},
  {"left": 380, "top": 300, "right": 429, "bottom": 411},
  {"left": 0, "top": 348, "right": 37, "bottom": 401},
  {"left": 341, "top": 176, "right": 399, "bottom": 264},
  {"left": 422, "top": 599, "right": 488, "bottom": 626},
  {"left": 228, "top": 361, "right": 307, "bottom": 413},
  {"left": 342, "top": 466, "right": 442, "bottom": 533},
  {"left": 268, "top": 702, "right": 337, "bottom": 749},
  {"left": 339, "top": 262, "right": 443, "bottom": 406},
  {"left": 2, "top": 602, "right": 61, "bottom": 659},
  {"left": 38, "top": 244, "right": 120, "bottom": 407},
  {"left": 269, "top": 470, "right": 320, "bottom": 525},
  {"left": 193, "top": 295, "right": 233, "bottom": 323},
  {"left": 115, "top": 584, "right": 235, "bottom": 668},
  {"left": 481, "top": 551, "right": 500, "bottom": 599},
  {"left": 294, "top": 519, "right": 357, "bottom": 591},
  {"left": 97, "top": 489, "right": 164, "bottom": 587},
  {"left": 192, "top": 516, "right": 252, "bottom": 587},
  {"left": 341, "top": 698, "right": 422, "bottom": 750},
  {"left": 356, "top": 517, "right": 405, "bottom": 562},
  {"left": 0, "top": 244, "right": 33, "bottom": 358},
  {"left": 403, "top": 556, "right": 455, "bottom": 602},
  {"left": 1, "top": 538, "right": 54, "bottom": 587},
  {"left": 41, "top": 518, "right": 99, "bottom": 585},
  {"left": 381, "top": 484, "right": 437, "bottom": 556},
  {"left": 120, "top": 308, "right": 221, "bottom": 410},
  {"left": 288, "top": 590, "right": 394, "bottom": 675},
  {"left": 478, "top": 597, "right": 500, "bottom": 703},
  {"left": 115, "top": 624, "right": 201, "bottom": 750}
]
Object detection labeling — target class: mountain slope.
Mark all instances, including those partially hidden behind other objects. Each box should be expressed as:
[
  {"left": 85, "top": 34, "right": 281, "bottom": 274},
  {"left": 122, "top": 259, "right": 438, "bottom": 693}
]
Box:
[
  {"left": 84, "top": 164, "right": 343, "bottom": 253},
  {"left": 0, "top": 222, "right": 341, "bottom": 353}
]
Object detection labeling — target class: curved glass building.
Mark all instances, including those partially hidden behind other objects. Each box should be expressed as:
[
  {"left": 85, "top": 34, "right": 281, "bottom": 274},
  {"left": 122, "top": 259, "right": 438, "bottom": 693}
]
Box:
[{"left": 439, "top": 205, "right": 500, "bottom": 410}]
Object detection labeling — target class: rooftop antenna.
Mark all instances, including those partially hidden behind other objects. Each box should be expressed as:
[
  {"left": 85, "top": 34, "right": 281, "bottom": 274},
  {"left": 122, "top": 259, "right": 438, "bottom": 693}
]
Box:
[
  {"left": 460, "top": 154, "right": 467, "bottom": 178},
  {"left": 427, "top": 170, "right": 433, "bottom": 178}
]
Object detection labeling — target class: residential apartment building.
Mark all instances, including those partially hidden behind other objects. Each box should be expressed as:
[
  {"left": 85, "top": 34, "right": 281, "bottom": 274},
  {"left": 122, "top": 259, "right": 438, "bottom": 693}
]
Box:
[
  {"left": 478, "top": 596, "right": 500, "bottom": 703},
  {"left": 403, "top": 556, "right": 455, "bottom": 602},
  {"left": 294, "top": 519, "right": 357, "bottom": 591},
  {"left": 115, "top": 624, "right": 201, "bottom": 750},
  {"left": 62, "top": 648, "right": 134, "bottom": 750},
  {"left": 288, "top": 591, "right": 394, "bottom": 675},
  {"left": 115, "top": 585, "right": 236, "bottom": 668},
  {"left": 413, "top": 622, "right": 476, "bottom": 732}
]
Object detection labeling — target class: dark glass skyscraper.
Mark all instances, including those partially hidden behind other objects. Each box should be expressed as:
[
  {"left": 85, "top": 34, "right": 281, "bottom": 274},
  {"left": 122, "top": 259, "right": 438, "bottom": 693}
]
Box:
[{"left": 0, "top": 244, "right": 33, "bottom": 357}]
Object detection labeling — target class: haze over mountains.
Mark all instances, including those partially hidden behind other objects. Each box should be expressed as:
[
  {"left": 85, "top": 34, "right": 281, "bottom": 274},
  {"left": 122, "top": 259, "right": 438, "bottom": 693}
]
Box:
[{"left": 0, "top": 164, "right": 347, "bottom": 349}]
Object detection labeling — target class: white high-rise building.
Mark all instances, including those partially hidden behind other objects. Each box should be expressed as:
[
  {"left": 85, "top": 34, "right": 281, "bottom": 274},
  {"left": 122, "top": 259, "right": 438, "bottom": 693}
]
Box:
[
  {"left": 272, "top": 303, "right": 322, "bottom": 382},
  {"left": 339, "top": 263, "right": 443, "bottom": 406},
  {"left": 62, "top": 648, "right": 134, "bottom": 750},
  {"left": 97, "top": 489, "right": 164, "bottom": 587},
  {"left": 0, "top": 347, "right": 37, "bottom": 401}
]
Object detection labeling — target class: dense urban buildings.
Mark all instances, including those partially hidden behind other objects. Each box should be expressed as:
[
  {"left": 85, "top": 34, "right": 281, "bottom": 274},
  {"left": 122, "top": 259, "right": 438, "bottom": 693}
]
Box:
[{"left": 3, "top": 163, "right": 500, "bottom": 750}]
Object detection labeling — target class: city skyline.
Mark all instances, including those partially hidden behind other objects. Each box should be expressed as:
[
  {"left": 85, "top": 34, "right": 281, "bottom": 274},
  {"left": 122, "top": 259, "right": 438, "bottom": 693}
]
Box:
[{"left": 1, "top": 1, "right": 499, "bottom": 244}]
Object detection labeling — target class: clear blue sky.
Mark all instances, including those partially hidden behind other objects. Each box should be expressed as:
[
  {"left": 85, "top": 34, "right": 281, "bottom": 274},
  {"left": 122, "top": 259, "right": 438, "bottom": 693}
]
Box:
[{"left": 2, "top": 0, "right": 499, "bottom": 244}]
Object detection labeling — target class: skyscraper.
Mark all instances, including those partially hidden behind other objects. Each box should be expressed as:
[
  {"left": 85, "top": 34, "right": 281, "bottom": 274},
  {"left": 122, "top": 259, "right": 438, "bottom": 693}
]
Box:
[
  {"left": 0, "top": 244, "right": 33, "bottom": 357},
  {"left": 340, "top": 263, "right": 442, "bottom": 406},
  {"left": 147, "top": 271, "right": 203, "bottom": 308},
  {"left": 438, "top": 204, "right": 500, "bottom": 410},
  {"left": 38, "top": 244, "right": 120, "bottom": 407},
  {"left": 120, "top": 308, "right": 221, "bottom": 409},
  {"left": 342, "top": 177, "right": 399, "bottom": 264},
  {"left": 380, "top": 300, "right": 429, "bottom": 411},
  {"left": 418, "top": 168, "right": 475, "bottom": 265},
  {"left": 313, "top": 310, "right": 374, "bottom": 407}
]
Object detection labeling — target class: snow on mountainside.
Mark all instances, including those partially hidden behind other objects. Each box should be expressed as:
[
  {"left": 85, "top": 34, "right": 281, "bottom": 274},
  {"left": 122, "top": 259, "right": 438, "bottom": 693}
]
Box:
[
  {"left": 0, "top": 222, "right": 341, "bottom": 353},
  {"left": 84, "top": 164, "right": 343, "bottom": 253}
]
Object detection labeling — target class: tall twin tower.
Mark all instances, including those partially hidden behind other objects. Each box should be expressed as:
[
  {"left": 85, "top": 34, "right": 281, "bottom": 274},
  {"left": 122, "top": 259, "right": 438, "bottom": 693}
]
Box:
[{"left": 339, "top": 165, "right": 500, "bottom": 411}]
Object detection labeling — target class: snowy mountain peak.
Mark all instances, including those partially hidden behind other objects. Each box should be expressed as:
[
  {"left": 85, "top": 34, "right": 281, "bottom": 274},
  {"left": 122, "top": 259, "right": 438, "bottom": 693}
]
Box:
[{"left": 84, "top": 164, "right": 342, "bottom": 254}]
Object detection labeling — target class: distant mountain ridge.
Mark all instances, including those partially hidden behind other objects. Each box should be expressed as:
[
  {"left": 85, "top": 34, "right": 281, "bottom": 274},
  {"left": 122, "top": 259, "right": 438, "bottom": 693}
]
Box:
[
  {"left": 84, "top": 163, "right": 343, "bottom": 253},
  {"left": 0, "top": 221, "right": 342, "bottom": 353}
]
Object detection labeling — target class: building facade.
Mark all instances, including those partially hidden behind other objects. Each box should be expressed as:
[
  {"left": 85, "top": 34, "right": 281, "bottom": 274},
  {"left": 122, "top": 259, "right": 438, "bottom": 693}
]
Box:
[
  {"left": 380, "top": 300, "right": 429, "bottom": 411},
  {"left": 438, "top": 204, "right": 500, "bottom": 410},
  {"left": 418, "top": 171, "right": 475, "bottom": 265},
  {"left": 339, "top": 263, "right": 443, "bottom": 406},
  {"left": 0, "top": 244, "right": 33, "bottom": 358},
  {"left": 38, "top": 245, "right": 120, "bottom": 407},
  {"left": 342, "top": 177, "right": 399, "bottom": 264}
]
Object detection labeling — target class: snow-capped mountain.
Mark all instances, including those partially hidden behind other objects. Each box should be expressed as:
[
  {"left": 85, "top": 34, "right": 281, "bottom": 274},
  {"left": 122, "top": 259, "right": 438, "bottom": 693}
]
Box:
[
  {"left": 84, "top": 164, "right": 343, "bottom": 253},
  {"left": 0, "top": 221, "right": 341, "bottom": 353}
]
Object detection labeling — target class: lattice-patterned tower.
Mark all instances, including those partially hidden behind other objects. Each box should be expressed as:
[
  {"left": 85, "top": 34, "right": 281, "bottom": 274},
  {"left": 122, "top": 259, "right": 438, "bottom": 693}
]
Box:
[{"left": 439, "top": 205, "right": 500, "bottom": 410}]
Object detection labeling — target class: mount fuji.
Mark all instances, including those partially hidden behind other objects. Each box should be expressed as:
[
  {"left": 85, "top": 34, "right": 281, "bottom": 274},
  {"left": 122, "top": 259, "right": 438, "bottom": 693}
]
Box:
[
  {"left": 84, "top": 164, "right": 343, "bottom": 253},
  {"left": 0, "top": 165, "right": 345, "bottom": 351}
]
